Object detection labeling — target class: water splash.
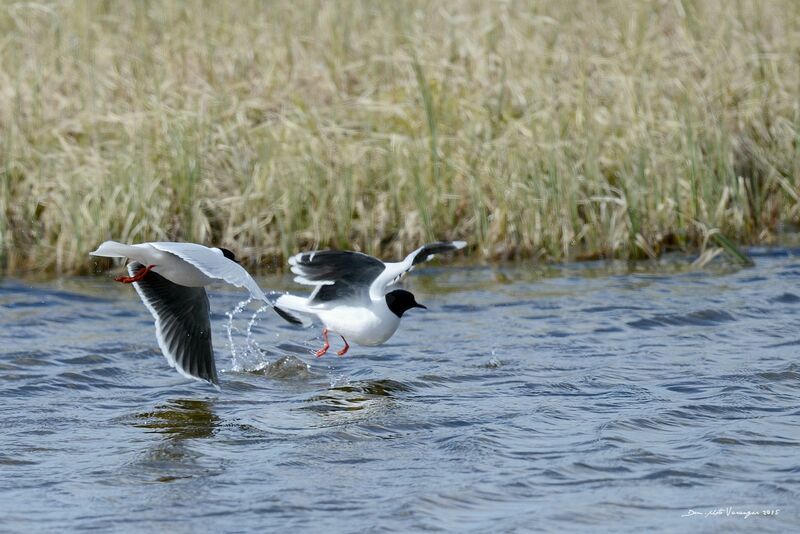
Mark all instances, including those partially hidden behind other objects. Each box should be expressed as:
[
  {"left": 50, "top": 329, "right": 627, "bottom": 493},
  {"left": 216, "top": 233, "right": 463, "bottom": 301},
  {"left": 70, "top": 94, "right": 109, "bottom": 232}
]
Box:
[
  {"left": 245, "top": 304, "right": 271, "bottom": 354},
  {"left": 330, "top": 373, "right": 352, "bottom": 389},
  {"left": 249, "top": 355, "right": 311, "bottom": 379},
  {"left": 224, "top": 292, "right": 313, "bottom": 373},
  {"left": 225, "top": 297, "right": 253, "bottom": 370}
]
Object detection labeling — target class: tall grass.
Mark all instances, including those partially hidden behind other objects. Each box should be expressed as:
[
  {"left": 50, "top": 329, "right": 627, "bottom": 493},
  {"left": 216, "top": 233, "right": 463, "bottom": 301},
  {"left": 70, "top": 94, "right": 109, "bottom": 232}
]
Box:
[{"left": 1, "top": 0, "right": 799, "bottom": 274}]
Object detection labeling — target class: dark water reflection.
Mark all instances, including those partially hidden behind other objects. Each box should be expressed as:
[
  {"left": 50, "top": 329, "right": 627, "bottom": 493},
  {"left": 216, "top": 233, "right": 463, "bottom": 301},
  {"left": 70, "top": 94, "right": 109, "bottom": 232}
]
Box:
[
  {"left": 133, "top": 399, "right": 220, "bottom": 440},
  {"left": 1, "top": 249, "right": 799, "bottom": 531}
]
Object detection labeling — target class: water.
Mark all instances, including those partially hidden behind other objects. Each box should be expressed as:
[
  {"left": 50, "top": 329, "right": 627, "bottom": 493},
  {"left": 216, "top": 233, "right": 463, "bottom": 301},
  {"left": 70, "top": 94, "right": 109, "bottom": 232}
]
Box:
[{"left": 1, "top": 250, "right": 799, "bottom": 532}]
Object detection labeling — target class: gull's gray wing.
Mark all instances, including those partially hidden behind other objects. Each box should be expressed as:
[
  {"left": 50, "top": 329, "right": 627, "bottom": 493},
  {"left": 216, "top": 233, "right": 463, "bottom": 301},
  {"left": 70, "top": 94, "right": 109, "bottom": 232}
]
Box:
[
  {"left": 288, "top": 250, "right": 386, "bottom": 304},
  {"left": 369, "top": 241, "right": 466, "bottom": 299},
  {"left": 129, "top": 262, "right": 219, "bottom": 385}
]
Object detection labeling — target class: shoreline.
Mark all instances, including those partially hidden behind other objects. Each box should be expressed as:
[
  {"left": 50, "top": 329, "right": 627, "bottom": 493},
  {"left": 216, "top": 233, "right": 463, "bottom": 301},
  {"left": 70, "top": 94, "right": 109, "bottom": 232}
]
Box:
[{"left": 7, "top": 237, "right": 800, "bottom": 283}]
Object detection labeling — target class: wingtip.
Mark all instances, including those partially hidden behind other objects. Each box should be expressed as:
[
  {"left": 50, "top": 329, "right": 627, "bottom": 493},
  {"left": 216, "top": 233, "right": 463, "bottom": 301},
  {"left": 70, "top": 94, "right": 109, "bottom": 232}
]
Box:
[
  {"left": 273, "top": 305, "right": 312, "bottom": 328},
  {"left": 88, "top": 241, "right": 106, "bottom": 256},
  {"left": 168, "top": 362, "right": 220, "bottom": 388},
  {"left": 89, "top": 240, "right": 129, "bottom": 258},
  {"left": 186, "top": 372, "right": 220, "bottom": 388},
  {"left": 88, "top": 247, "right": 110, "bottom": 257},
  {"left": 178, "top": 366, "right": 220, "bottom": 388}
]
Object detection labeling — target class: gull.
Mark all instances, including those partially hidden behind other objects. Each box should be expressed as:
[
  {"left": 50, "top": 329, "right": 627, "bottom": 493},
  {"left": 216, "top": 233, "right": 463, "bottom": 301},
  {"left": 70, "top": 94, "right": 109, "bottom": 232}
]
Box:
[
  {"left": 89, "top": 241, "right": 285, "bottom": 386},
  {"left": 274, "top": 241, "right": 466, "bottom": 356}
]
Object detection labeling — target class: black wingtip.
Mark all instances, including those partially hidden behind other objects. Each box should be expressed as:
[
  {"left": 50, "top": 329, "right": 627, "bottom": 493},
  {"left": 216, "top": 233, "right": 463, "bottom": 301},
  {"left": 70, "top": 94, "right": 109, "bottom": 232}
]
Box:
[
  {"left": 197, "top": 366, "right": 220, "bottom": 386},
  {"left": 411, "top": 241, "right": 466, "bottom": 266},
  {"left": 274, "top": 306, "right": 305, "bottom": 326}
]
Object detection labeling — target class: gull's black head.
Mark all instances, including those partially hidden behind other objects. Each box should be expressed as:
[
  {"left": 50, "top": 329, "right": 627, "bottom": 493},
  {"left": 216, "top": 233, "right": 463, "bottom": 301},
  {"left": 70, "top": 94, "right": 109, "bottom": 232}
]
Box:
[
  {"left": 217, "top": 247, "right": 239, "bottom": 264},
  {"left": 385, "top": 289, "right": 426, "bottom": 318}
]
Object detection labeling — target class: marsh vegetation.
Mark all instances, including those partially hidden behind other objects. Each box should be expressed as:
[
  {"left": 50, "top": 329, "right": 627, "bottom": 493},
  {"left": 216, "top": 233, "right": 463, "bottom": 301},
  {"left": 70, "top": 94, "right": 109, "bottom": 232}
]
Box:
[{"left": 1, "top": 0, "right": 799, "bottom": 274}]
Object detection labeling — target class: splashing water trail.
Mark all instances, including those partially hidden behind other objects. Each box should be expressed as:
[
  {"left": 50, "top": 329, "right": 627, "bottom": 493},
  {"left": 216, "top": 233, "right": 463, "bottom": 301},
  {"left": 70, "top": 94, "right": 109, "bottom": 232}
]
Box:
[
  {"left": 245, "top": 304, "right": 271, "bottom": 355},
  {"left": 225, "top": 297, "right": 252, "bottom": 371}
]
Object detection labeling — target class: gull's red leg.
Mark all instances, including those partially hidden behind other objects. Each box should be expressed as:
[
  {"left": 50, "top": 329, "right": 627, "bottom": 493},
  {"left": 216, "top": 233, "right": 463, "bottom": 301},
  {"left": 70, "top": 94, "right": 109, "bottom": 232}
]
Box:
[
  {"left": 315, "top": 328, "right": 330, "bottom": 357},
  {"left": 115, "top": 264, "right": 156, "bottom": 284},
  {"left": 336, "top": 337, "right": 350, "bottom": 356}
]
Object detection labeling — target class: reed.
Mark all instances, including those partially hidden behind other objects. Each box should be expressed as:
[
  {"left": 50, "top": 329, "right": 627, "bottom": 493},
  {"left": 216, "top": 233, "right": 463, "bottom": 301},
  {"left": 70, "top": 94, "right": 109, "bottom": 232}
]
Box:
[{"left": 1, "top": 0, "right": 798, "bottom": 274}]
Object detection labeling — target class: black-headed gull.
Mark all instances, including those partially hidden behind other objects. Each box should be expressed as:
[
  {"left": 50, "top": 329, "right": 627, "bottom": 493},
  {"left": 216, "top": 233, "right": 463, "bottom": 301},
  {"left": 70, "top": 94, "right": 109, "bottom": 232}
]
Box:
[
  {"left": 89, "top": 241, "right": 272, "bottom": 385},
  {"left": 274, "top": 241, "right": 466, "bottom": 356}
]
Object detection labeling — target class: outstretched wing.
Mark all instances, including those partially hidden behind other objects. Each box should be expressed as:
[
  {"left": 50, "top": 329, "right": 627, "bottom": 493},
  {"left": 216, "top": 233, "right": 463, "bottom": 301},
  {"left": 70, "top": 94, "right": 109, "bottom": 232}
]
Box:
[
  {"left": 369, "top": 241, "right": 466, "bottom": 299},
  {"left": 149, "top": 242, "right": 267, "bottom": 302},
  {"left": 288, "top": 250, "right": 386, "bottom": 304},
  {"left": 128, "top": 262, "right": 219, "bottom": 386}
]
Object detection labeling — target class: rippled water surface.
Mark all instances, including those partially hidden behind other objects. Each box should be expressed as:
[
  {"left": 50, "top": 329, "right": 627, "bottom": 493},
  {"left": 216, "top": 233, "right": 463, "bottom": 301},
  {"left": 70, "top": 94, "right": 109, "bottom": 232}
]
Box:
[{"left": 2, "top": 250, "right": 799, "bottom": 532}]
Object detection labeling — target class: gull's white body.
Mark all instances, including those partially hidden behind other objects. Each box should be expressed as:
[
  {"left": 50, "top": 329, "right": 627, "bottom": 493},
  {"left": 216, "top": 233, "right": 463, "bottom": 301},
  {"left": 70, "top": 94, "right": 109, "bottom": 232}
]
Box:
[
  {"left": 319, "top": 304, "right": 400, "bottom": 345},
  {"left": 277, "top": 294, "right": 400, "bottom": 346}
]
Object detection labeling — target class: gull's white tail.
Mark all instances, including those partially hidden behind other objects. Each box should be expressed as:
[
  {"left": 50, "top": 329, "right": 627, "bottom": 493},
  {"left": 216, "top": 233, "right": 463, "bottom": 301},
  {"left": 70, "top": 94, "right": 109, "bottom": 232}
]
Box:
[
  {"left": 274, "top": 294, "right": 314, "bottom": 327},
  {"left": 275, "top": 294, "right": 311, "bottom": 313},
  {"left": 90, "top": 240, "right": 136, "bottom": 258}
]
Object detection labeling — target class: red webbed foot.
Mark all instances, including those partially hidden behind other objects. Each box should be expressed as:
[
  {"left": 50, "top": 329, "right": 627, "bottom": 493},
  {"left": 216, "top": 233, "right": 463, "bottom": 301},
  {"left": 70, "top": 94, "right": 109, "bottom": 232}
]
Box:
[
  {"left": 315, "top": 328, "right": 330, "bottom": 357},
  {"left": 115, "top": 264, "right": 156, "bottom": 284}
]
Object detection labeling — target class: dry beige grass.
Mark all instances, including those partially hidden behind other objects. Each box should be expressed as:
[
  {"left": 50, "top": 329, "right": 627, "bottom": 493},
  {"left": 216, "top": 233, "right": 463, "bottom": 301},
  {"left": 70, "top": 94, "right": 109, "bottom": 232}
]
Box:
[{"left": 1, "top": 0, "right": 799, "bottom": 274}]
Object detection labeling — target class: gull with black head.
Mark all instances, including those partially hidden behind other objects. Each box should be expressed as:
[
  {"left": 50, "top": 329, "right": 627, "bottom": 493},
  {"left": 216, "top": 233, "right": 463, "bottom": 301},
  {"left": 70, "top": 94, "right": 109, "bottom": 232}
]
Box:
[
  {"left": 274, "top": 241, "right": 466, "bottom": 356},
  {"left": 89, "top": 241, "right": 279, "bottom": 386}
]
